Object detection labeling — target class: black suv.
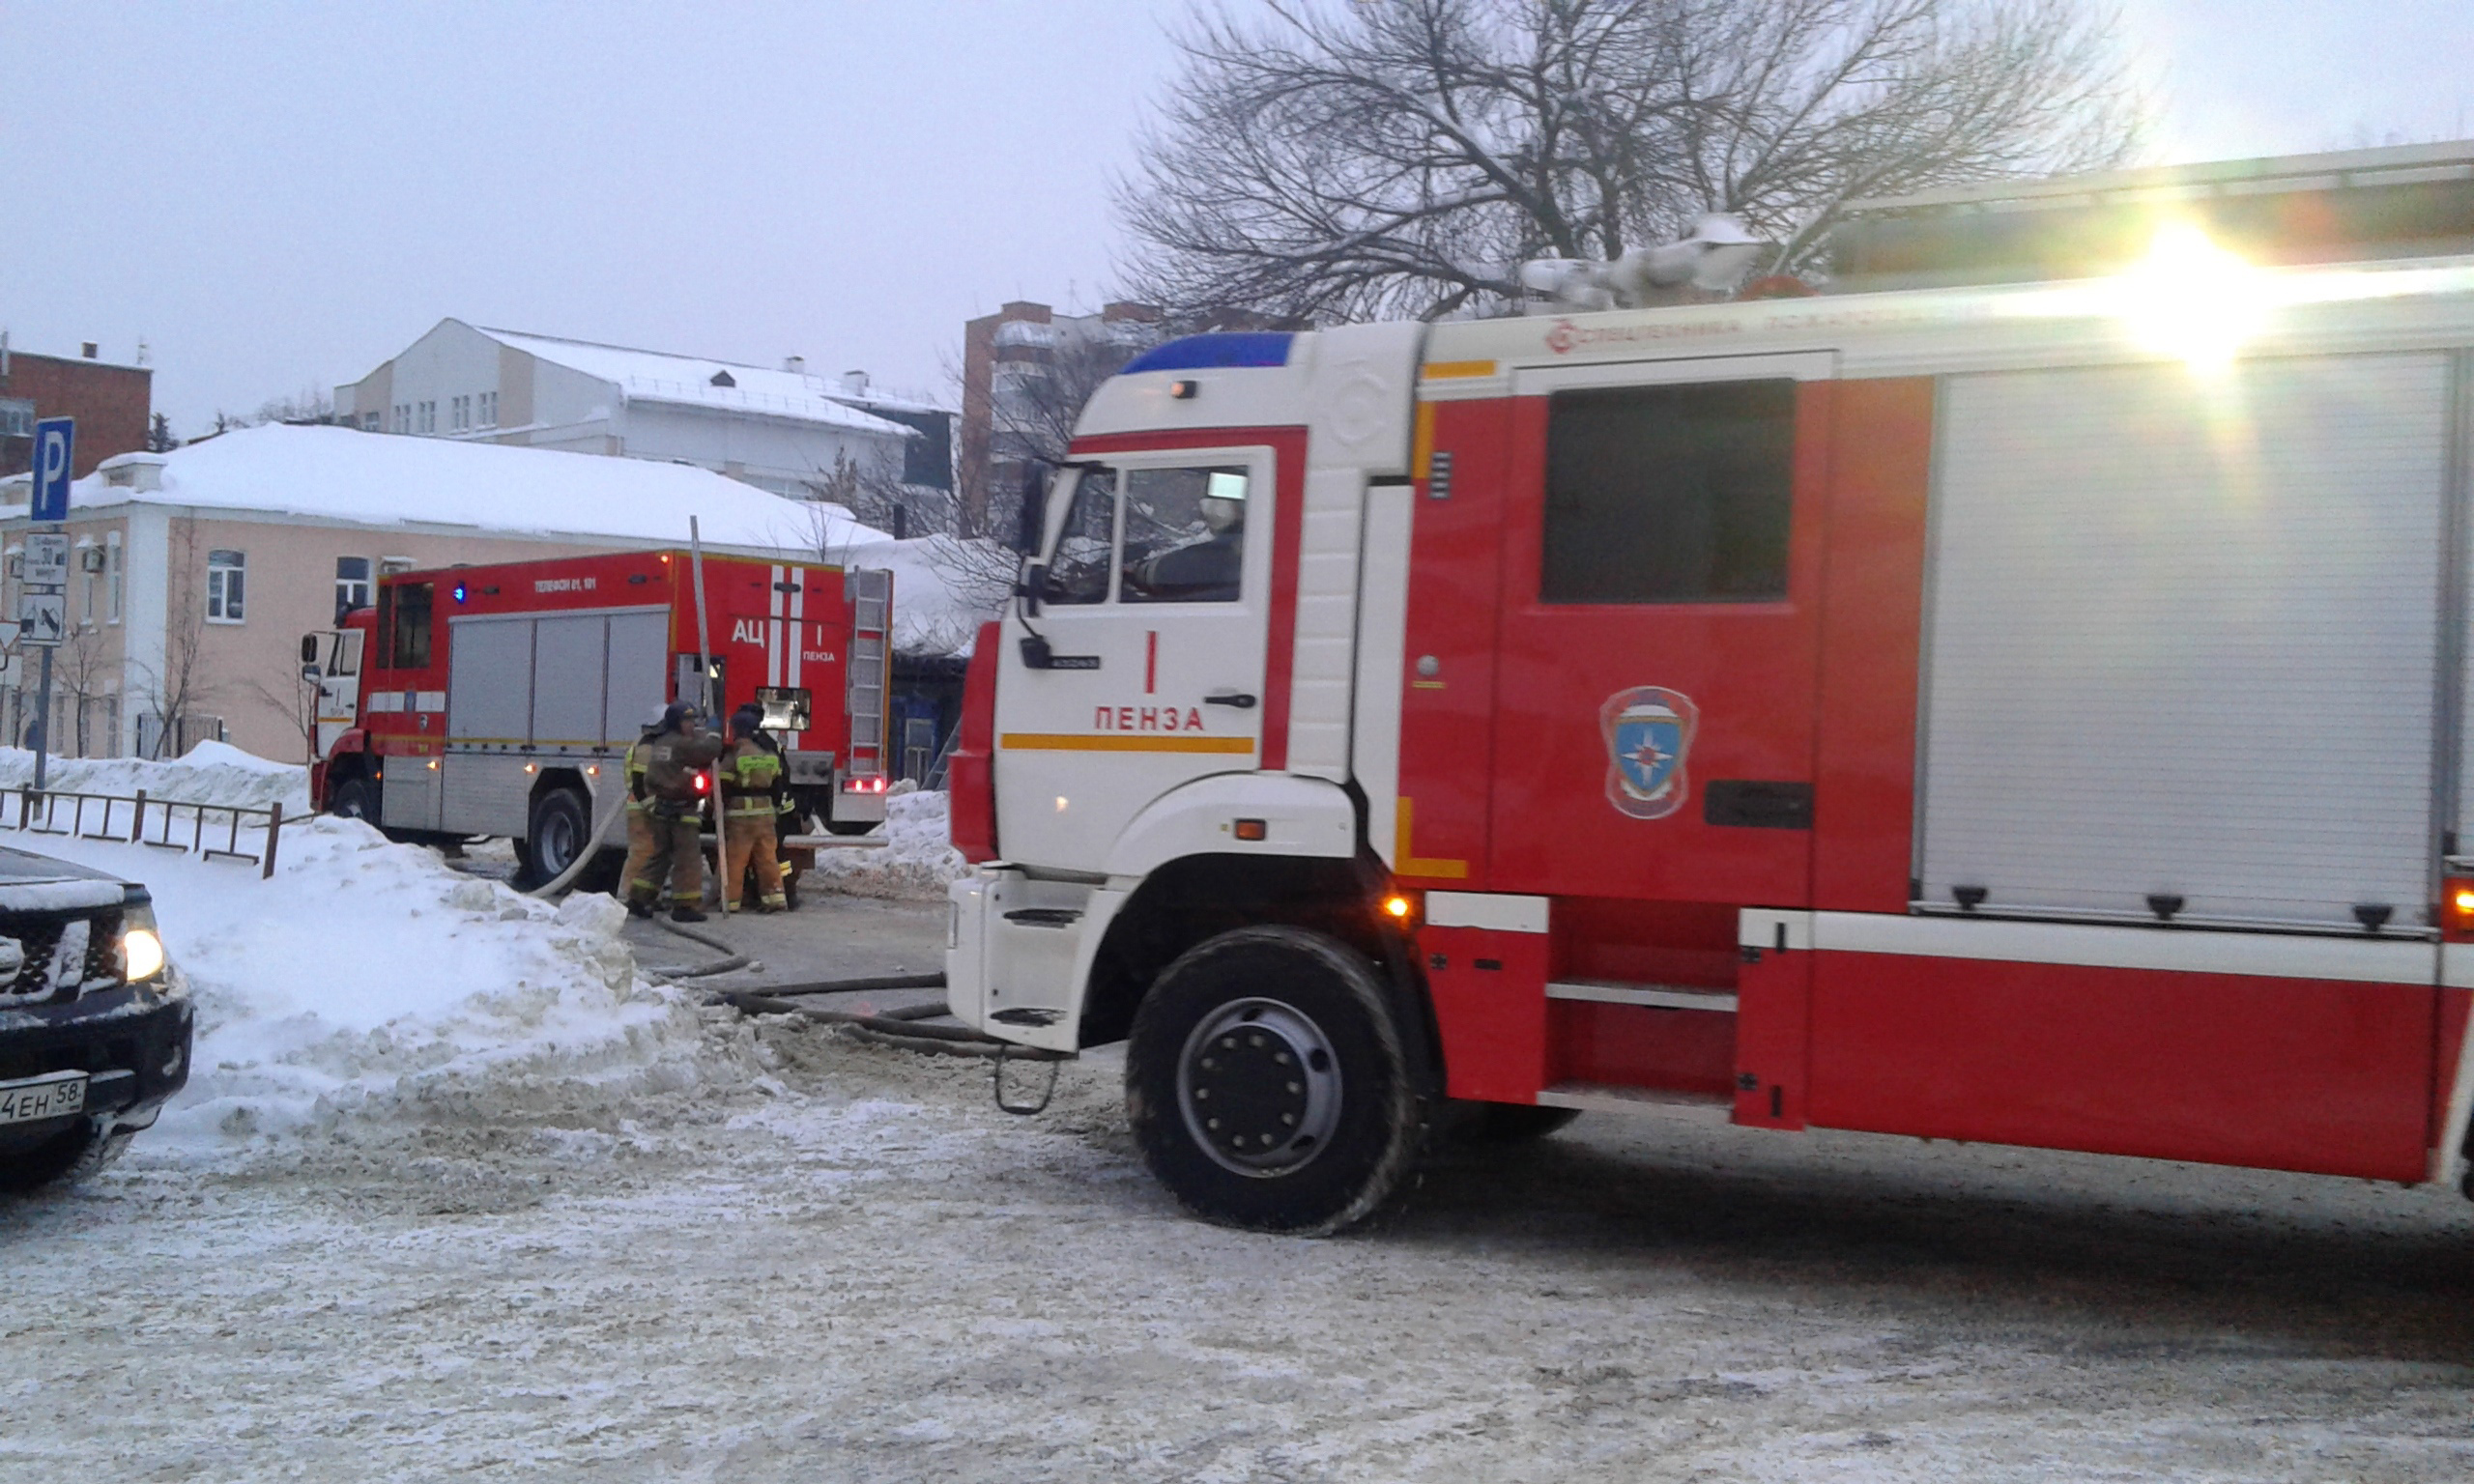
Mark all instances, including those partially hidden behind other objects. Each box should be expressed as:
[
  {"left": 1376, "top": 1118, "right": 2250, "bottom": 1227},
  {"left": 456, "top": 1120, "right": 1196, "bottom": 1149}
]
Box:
[{"left": 0, "top": 845, "right": 193, "bottom": 1191}]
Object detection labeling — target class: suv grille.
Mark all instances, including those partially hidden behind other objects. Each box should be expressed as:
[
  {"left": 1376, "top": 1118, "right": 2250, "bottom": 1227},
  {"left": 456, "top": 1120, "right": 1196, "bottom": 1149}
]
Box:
[{"left": 0, "top": 909, "right": 124, "bottom": 1008}]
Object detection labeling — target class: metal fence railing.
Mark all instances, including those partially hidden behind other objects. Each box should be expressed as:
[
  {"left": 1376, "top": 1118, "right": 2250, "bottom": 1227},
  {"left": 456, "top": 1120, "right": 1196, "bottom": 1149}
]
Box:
[{"left": 1, "top": 788, "right": 309, "bottom": 878}]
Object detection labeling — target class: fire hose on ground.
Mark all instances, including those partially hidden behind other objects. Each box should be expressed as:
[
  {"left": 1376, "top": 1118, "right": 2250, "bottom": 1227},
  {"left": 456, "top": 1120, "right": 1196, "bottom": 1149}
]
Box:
[
  {"left": 518, "top": 799, "right": 752, "bottom": 977},
  {"left": 516, "top": 801, "right": 1056, "bottom": 1100}
]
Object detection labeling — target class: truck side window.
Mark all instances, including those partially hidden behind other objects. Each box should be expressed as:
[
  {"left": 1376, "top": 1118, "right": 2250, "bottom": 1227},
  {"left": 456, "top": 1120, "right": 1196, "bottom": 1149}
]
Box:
[
  {"left": 1042, "top": 469, "right": 1119, "bottom": 606},
  {"left": 388, "top": 582, "right": 434, "bottom": 669},
  {"left": 1541, "top": 380, "right": 1796, "bottom": 604},
  {"left": 1121, "top": 467, "right": 1247, "bottom": 604}
]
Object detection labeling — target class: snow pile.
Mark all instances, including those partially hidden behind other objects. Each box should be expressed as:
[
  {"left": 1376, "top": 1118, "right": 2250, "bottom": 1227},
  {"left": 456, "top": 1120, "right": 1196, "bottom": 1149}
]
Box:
[
  {"left": 0, "top": 816, "right": 708, "bottom": 1149},
  {"left": 0, "top": 741, "right": 308, "bottom": 813},
  {"left": 803, "top": 788, "right": 967, "bottom": 899}
]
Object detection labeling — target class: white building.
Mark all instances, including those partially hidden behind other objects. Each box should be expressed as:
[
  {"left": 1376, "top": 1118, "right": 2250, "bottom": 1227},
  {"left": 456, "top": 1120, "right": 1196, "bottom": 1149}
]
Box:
[{"left": 335, "top": 320, "right": 923, "bottom": 499}]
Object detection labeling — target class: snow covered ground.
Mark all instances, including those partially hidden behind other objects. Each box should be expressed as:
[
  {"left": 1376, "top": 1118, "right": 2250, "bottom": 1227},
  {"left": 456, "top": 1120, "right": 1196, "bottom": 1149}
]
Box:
[
  {"left": 0, "top": 745, "right": 703, "bottom": 1151},
  {"left": 0, "top": 740, "right": 307, "bottom": 813},
  {"left": 4, "top": 755, "right": 2471, "bottom": 1479}
]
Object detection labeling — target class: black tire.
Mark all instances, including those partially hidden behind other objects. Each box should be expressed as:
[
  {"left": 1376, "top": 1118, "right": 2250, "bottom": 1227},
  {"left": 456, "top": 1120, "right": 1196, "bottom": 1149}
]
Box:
[
  {"left": 518, "top": 787, "right": 593, "bottom": 889},
  {"left": 1451, "top": 1101, "right": 1582, "bottom": 1143},
  {"left": 0, "top": 1120, "right": 134, "bottom": 1193},
  {"left": 1126, "top": 926, "right": 1420, "bottom": 1236},
  {"left": 329, "top": 773, "right": 379, "bottom": 823}
]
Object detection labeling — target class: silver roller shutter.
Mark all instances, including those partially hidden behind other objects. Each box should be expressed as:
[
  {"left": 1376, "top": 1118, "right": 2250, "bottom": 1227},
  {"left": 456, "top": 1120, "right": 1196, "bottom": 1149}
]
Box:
[
  {"left": 1918, "top": 353, "right": 2454, "bottom": 930},
  {"left": 446, "top": 615, "right": 536, "bottom": 748}
]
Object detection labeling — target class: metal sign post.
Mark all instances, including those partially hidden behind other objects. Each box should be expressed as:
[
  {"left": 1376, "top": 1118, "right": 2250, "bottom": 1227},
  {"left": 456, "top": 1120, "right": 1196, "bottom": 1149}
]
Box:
[{"left": 26, "top": 419, "right": 72, "bottom": 792}]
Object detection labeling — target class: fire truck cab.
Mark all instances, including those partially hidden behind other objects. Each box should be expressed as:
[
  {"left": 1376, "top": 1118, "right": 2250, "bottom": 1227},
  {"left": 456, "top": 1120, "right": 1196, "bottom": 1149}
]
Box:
[{"left": 946, "top": 213, "right": 2474, "bottom": 1234}]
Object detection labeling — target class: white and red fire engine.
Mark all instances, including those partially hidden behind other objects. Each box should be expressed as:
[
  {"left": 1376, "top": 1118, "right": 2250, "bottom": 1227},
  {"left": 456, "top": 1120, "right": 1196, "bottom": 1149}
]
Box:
[
  {"left": 307, "top": 548, "right": 892, "bottom": 883},
  {"left": 944, "top": 177, "right": 2474, "bottom": 1233}
]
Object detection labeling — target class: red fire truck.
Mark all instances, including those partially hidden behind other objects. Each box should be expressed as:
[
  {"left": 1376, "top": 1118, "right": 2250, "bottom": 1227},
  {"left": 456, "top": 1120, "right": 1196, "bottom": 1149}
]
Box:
[
  {"left": 307, "top": 548, "right": 892, "bottom": 884},
  {"left": 943, "top": 224, "right": 2474, "bottom": 1233}
]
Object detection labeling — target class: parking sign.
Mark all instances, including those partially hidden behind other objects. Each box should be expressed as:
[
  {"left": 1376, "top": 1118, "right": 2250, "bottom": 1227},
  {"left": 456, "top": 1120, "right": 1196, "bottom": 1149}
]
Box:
[{"left": 32, "top": 417, "right": 73, "bottom": 524}]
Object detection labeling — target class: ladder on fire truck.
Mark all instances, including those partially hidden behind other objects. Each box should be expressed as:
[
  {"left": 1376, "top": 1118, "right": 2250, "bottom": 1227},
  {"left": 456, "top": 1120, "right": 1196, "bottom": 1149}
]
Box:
[{"left": 846, "top": 569, "right": 891, "bottom": 781}]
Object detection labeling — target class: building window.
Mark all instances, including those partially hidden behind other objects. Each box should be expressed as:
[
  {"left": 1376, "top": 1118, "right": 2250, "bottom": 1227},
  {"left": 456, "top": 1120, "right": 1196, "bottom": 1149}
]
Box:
[
  {"left": 362, "top": 411, "right": 379, "bottom": 431},
  {"left": 0, "top": 399, "right": 32, "bottom": 439},
  {"left": 105, "top": 533, "right": 122, "bottom": 624},
  {"left": 76, "top": 541, "right": 96, "bottom": 626},
  {"left": 1540, "top": 380, "right": 1798, "bottom": 605},
  {"left": 451, "top": 395, "right": 469, "bottom": 431},
  {"left": 335, "top": 556, "right": 372, "bottom": 619},
  {"left": 479, "top": 390, "right": 498, "bottom": 427},
  {"left": 418, "top": 401, "right": 436, "bottom": 434},
  {"left": 206, "top": 549, "right": 245, "bottom": 623},
  {"left": 378, "top": 556, "right": 416, "bottom": 576}
]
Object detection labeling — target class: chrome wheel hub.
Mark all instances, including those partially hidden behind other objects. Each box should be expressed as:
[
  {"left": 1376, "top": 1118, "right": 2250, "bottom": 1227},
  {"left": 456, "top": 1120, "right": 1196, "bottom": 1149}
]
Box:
[{"left": 1176, "top": 997, "right": 1341, "bottom": 1177}]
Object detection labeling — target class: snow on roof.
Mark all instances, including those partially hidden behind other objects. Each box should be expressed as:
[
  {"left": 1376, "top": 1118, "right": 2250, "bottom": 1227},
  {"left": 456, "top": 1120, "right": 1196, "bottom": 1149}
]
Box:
[
  {"left": 25, "top": 424, "right": 889, "bottom": 555},
  {"left": 476, "top": 328, "right": 926, "bottom": 439}
]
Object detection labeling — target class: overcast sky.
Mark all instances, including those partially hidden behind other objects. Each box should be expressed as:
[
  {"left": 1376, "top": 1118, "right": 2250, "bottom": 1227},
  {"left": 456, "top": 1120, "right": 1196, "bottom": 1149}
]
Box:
[{"left": 3, "top": 1, "right": 2467, "bottom": 439}]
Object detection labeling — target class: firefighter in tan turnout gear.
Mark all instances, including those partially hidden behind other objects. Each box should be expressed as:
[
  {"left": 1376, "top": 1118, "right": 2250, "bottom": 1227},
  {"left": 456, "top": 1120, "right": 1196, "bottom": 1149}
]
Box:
[
  {"left": 628, "top": 700, "right": 725, "bottom": 923},
  {"left": 617, "top": 708, "right": 664, "bottom": 917},
  {"left": 720, "top": 709, "right": 789, "bottom": 912}
]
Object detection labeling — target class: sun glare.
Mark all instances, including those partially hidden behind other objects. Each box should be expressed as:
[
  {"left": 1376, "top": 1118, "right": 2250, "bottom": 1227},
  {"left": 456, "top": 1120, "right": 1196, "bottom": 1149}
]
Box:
[{"left": 2114, "top": 224, "right": 2271, "bottom": 370}]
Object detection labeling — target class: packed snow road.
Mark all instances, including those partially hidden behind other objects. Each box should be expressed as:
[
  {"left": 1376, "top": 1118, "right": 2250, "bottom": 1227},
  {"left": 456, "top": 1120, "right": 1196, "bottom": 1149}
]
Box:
[
  {"left": 11, "top": 1016, "right": 2474, "bottom": 1479},
  {"left": 1, "top": 756, "right": 2470, "bottom": 1480}
]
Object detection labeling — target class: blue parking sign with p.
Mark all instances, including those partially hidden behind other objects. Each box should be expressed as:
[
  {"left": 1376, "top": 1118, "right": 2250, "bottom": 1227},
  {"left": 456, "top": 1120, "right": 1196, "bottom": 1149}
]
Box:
[{"left": 32, "top": 417, "right": 73, "bottom": 523}]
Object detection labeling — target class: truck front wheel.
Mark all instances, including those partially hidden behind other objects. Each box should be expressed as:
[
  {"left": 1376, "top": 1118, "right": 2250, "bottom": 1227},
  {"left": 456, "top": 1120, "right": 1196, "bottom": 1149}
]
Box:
[
  {"left": 1126, "top": 926, "right": 1420, "bottom": 1236},
  {"left": 328, "top": 774, "right": 378, "bottom": 823}
]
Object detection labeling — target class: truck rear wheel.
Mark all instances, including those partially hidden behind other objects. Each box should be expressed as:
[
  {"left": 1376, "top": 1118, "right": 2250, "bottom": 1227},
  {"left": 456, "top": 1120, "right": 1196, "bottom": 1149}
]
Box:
[
  {"left": 519, "top": 787, "right": 594, "bottom": 889},
  {"left": 1126, "top": 926, "right": 1419, "bottom": 1236}
]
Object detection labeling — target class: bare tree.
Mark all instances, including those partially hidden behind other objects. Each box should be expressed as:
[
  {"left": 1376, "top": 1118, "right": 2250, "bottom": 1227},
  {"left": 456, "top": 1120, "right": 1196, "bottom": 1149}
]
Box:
[
  {"left": 52, "top": 622, "right": 117, "bottom": 757},
  {"left": 1120, "top": 0, "right": 2143, "bottom": 321},
  {"left": 128, "top": 527, "right": 217, "bottom": 758}
]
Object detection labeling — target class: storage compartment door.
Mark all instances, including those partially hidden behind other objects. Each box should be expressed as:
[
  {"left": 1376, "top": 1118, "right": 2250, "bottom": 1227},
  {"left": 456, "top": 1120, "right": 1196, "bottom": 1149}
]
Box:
[
  {"left": 603, "top": 611, "right": 672, "bottom": 745},
  {"left": 1919, "top": 355, "right": 2454, "bottom": 930},
  {"left": 446, "top": 615, "right": 535, "bottom": 750},
  {"left": 531, "top": 614, "right": 610, "bottom": 753}
]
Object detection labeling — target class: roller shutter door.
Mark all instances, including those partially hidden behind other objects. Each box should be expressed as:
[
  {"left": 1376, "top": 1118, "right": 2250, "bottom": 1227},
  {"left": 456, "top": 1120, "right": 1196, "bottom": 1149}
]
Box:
[{"left": 1917, "top": 354, "right": 2454, "bottom": 930}]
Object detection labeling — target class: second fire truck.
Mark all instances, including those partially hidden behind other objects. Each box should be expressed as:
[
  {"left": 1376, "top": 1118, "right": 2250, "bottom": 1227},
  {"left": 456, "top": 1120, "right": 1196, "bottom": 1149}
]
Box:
[{"left": 307, "top": 548, "right": 893, "bottom": 883}]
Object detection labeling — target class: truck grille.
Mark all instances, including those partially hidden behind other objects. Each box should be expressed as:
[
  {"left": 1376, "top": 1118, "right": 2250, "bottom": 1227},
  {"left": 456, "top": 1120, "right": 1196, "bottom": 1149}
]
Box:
[{"left": 0, "top": 910, "right": 123, "bottom": 1008}]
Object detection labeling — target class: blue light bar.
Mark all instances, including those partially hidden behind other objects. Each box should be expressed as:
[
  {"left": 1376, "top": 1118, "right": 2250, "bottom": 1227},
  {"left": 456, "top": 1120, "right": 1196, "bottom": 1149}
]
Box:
[{"left": 1120, "top": 333, "right": 1294, "bottom": 375}]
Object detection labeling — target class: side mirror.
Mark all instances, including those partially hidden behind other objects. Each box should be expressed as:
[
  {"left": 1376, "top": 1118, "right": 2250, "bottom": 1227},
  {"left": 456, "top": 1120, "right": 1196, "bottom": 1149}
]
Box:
[
  {"left": 300, "top": 634, "right": 320, "bottom": 664},
  {"left": 301, "top": 664, "right": 324, "bottom": 684},
  {"left": 1017, "top": 562, "right": 1046, "bottom": 618},
  {"left": 1019, "top": 634, "right": 1054, "bottom": 670}
]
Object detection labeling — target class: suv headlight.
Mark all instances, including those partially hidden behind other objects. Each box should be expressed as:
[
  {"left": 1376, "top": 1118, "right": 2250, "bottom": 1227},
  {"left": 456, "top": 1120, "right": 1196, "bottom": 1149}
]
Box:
[{"left": 121, "top": 899, "right": 167, "bottom": 983}]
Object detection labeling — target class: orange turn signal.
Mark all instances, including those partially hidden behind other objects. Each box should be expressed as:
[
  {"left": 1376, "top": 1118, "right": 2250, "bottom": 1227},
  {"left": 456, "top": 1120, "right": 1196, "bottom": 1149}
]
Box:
[
  {"left": 2447, "top": 875, "right": 2474, "bottom": 941},
  {"left": 1233, "top": 817, "right": 1267, "bottom": 842}
]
